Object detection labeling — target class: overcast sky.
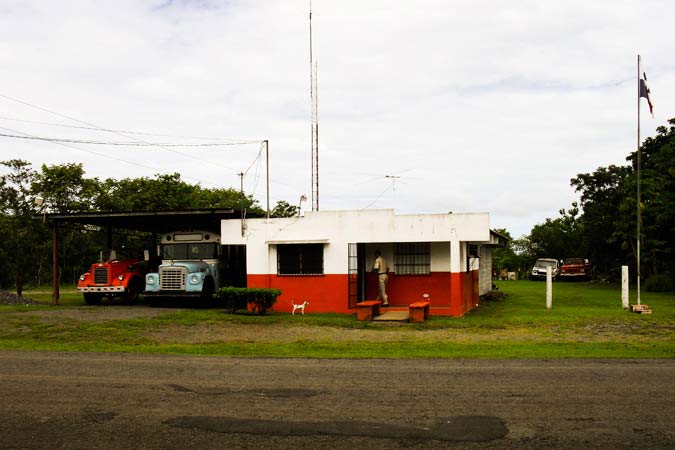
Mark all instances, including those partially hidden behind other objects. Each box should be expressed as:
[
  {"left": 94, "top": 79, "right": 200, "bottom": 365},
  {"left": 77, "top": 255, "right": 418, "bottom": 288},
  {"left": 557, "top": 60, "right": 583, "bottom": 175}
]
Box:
[{"left": 1, "top": 0, "right": 673, "bottom": 237}]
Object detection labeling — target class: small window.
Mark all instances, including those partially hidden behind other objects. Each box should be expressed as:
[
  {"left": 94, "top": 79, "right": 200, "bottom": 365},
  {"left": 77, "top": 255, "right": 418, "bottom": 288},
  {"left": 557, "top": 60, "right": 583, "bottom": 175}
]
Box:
[
  {"left": 277, "top": 244, "right": 324, "bottom": 276},
  {"left": 394, "top": 242, "right": 430, "bottom": 275}
]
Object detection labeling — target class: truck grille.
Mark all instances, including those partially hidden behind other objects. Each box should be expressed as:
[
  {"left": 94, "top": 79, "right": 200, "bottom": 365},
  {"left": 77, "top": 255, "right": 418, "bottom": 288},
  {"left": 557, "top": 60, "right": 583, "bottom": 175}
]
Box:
[
  {"left": 93, "top": 267, "right": 109, "bottom": 284},
  {"left": 160, "top": 267, "right": 187, "bottom": 290}
]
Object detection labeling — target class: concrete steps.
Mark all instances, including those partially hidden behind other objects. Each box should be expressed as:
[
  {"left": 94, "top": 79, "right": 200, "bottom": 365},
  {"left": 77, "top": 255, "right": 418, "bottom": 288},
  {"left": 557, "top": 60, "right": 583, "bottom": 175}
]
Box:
[
  {"left": 372, "top": 310, "right": 410, "bottom": 322},
  {"left": 630, "top": 304, "right": 653, "bottom": 314}
]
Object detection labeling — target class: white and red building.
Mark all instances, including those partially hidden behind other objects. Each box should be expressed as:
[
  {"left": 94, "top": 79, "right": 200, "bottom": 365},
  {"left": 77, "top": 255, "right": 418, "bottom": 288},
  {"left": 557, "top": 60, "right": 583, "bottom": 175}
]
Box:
[{"left": 221, "top": 209, "right": 505, "bottom": 317}]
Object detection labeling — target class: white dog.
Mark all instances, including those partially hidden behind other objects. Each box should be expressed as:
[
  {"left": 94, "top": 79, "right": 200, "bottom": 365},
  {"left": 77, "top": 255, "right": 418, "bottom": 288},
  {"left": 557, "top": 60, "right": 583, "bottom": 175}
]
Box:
[{"left": 291, "top": 300, "right": 309, "bottom": 315}]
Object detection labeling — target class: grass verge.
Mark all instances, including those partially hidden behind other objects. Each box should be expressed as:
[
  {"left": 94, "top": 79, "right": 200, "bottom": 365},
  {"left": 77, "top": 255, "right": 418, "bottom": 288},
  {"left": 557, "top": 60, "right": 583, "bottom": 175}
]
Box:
[{"left": 1, "top": 281, "right": 673, "bottom": 358}]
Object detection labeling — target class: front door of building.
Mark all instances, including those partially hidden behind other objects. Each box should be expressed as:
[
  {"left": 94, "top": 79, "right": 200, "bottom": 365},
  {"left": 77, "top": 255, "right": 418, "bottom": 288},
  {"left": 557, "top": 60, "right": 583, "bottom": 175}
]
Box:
[{"left": 348, "top": 243, "right": 366, "bottom": 308}]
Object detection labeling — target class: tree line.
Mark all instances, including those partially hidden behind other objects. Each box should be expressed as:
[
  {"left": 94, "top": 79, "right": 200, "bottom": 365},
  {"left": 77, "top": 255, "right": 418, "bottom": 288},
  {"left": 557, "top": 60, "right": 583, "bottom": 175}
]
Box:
[
  {"left": 0, "top": 160, "right": 298, "bottom": 295},
  {"left": 494, "top": 117, "right": 674, "bottom": 291},
  {"left": 2, "top": 116, "right": 674, "bottom": 295}
]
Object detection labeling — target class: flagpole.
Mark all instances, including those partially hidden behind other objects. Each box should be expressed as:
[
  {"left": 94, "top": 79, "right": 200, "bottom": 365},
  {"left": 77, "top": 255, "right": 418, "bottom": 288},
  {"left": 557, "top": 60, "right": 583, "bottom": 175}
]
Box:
[{"left": 636, "top": 54, "right": 642, "bottom": 305}]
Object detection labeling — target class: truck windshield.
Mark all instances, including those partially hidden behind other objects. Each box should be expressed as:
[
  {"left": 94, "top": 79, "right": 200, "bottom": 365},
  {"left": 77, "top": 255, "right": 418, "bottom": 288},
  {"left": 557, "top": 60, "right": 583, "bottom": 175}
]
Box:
[
  {"left": 537, "top": 260, "right": 557, "bottom": 267},
  {"left": 161, "top": 243, "right": 219, "bottom": 260},
  {"left": 564, "top": 258, "right": 585, "bottom": 265}
]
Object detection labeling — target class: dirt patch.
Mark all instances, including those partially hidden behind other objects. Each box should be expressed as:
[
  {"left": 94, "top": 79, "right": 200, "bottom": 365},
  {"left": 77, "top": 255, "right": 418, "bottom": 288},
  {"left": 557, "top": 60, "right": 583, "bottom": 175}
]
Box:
[
  {"left": 0, "top": 291, "right": 48, "bottom": 306},
  {"left": 0, "top": 293, "right": 180, "bottom": 322},
  {"left": 28, "top": 306, "right": 180, "bottom": 322},
  {"left": 30, "top": 307, "right": 180, "bottom": 323},
  {"left": 164, "top": 415, "right": 509, "bottom": 442},
  {"left": 144, "top": 323, "right": 532, "bottom": 344},
  {"left": 145, "top": 323, "right": 421, "bottom": 344},
  {"left": 144, "top": 321, "right": 675, "bottom": 345}
]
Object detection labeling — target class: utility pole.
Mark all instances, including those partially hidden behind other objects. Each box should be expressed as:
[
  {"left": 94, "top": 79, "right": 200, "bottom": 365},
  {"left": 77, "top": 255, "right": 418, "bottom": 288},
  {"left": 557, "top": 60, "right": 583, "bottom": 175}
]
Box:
[
  {"left": 310, "top": 1, "right": 319, "bottom": 211},
  {"left": 385, "top": 175, "right": 400, "bottom": 210},
  {"left": 238, "top": 172, "right": 245, "bottom": 237},
  {"left": 265, "top": 140, "right": 270, "bottom": 220},
  {"left": 636, "top": 55, "right": 642, "bottom": 305}
]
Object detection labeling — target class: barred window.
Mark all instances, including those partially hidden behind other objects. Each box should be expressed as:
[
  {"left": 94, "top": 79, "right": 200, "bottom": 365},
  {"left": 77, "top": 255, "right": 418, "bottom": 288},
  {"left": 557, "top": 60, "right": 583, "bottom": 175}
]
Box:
[
  {"left": 394, "top": 242, "right": 430, "bottom": 275},
  {"left": 277, "top": 244, "right": 324, "bottom": 276}
]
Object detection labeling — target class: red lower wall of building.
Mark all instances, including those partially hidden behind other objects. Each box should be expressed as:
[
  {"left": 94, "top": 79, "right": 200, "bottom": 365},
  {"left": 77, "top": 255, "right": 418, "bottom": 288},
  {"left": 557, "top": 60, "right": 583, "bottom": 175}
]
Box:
[
  {"left": 365, "top": 272, "right": 452, "bottom": 307},
  {"left": 247, "top": 274, "right": 352, "bottom": 314},
  {"left": 448, "top": 271, "right": 479, "bottom": 316},
  {"left": 247, "top": 270, "right": 479, "bottom": 317}
]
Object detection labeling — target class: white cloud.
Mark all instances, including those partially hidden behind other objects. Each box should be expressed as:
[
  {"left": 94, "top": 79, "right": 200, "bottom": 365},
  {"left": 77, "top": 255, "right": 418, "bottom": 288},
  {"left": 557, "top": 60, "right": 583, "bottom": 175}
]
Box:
[{"left": 0, "top": 0, "right": 673, "bottom": 238}]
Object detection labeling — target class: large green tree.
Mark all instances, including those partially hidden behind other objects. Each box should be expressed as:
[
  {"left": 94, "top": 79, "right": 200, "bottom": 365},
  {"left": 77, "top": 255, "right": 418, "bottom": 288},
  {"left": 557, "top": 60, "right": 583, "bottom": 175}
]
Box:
[
  {"left": 571, "top": 118, "right": 675, "bottom": 281},
  {"left": 33, "top": 163, "right": 100, "bottom": 213},
  {"left": 96, "top": 173, "right": 265, "bottom": 213},
  {"left": 0, "top": 160, "right": 51, "bottom": 295},
  {"left": 0, "top": 161, "right": 301, "bottom": 292},
  {"left": 490, "top": 229, "right": 528, "bottom": 275},
  {"left": 625, "top": 118, "right": 675, "bottom": 279},
  {"left": 570, "top": 165, "right": 631, "bottom": 274},
  {"left": 520, "top": 203, "right": 583, "bottom": 262}
]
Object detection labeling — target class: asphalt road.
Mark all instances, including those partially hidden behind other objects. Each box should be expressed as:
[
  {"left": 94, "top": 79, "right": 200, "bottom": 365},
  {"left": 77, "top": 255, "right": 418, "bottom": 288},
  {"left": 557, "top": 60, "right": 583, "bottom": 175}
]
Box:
[{"left": 0, "top": 351, "right": 673, "bottom": 449}]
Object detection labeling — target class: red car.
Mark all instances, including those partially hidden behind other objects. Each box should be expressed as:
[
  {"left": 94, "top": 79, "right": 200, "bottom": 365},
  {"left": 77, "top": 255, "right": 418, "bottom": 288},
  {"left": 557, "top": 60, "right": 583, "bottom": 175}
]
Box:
[{"left": 559, "top": 258, "right": 592, "bottom": 280}]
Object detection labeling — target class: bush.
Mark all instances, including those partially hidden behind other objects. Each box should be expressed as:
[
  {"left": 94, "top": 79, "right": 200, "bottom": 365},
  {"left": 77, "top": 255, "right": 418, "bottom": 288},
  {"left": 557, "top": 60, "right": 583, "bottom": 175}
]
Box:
[
  {"left": 217, "top": 287, "right": 281, "bottom": 314},
  {"left": 644, "top": 274, "right": 674, "bottom": 293},
  {"left": 480, "top": 290, "right": 508, "bottom": 302}
]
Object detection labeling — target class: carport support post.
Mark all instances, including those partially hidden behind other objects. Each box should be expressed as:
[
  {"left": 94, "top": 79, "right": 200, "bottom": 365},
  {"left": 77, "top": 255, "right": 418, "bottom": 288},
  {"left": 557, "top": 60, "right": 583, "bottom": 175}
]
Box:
[
  {"left": 546, "top": 266, "right": 552, "bottom": 309},
  {"left": 621, "top": 265, "right": 629, "bottom": 309},
  {"left": 51, "top": 222, "right": 59, "bottom": 305}
]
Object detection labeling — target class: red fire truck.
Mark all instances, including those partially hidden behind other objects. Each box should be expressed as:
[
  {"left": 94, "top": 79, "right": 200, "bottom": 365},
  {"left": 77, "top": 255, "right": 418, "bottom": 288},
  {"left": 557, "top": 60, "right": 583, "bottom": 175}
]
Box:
[{"left": 77, "top": 251, "right": 149, "bottom": 305}]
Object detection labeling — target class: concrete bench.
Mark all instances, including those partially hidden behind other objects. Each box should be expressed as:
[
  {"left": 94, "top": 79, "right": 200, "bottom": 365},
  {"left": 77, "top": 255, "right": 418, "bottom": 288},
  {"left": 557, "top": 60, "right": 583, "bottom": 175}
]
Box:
[
  {"left": 409, "top": 301, "right": 430, "bottom": 323},
  {"left": 356, "top": 300, "right": 382, "bottom": 321}
]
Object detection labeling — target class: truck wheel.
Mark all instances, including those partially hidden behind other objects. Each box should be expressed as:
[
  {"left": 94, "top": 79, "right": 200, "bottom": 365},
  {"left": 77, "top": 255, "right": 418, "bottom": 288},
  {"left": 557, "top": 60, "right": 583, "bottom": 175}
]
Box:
[
  {"left": 84, "top": 293, "right": 102, "bottom": 305},
  {"left": 123, "top": 278, "right": 142, "bottom": 303}
]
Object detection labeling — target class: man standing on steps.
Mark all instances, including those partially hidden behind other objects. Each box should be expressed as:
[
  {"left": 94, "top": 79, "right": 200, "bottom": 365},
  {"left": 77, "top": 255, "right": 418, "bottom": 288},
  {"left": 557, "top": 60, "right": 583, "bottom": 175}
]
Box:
[{"left": 373, "top": 250, "right": 389, "bottom": 307}]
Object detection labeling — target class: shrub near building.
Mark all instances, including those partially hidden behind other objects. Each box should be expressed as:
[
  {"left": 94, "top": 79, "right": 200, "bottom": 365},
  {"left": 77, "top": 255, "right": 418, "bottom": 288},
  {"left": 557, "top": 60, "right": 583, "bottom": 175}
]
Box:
[{"left": 218, "top": 287, "right": 281, "bottom": 314}]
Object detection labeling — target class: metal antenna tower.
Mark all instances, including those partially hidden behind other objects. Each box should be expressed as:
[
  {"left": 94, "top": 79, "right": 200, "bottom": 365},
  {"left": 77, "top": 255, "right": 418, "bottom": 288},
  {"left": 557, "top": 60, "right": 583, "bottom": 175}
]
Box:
[{"left": 309, "top": 1, "right": 319, "bottom": 211}]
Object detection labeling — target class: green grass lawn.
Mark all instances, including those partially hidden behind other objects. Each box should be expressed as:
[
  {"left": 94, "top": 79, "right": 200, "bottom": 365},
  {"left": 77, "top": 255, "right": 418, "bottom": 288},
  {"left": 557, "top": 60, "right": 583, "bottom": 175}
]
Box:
[{"left": 1, "top": 281, "right": 673, "bottom": 358}]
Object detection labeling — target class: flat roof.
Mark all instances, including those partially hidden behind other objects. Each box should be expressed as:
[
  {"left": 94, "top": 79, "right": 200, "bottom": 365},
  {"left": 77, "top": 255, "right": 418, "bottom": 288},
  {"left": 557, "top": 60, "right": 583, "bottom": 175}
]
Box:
[{"left": 38, "top": 208, "right": 245, "bottom": 233}]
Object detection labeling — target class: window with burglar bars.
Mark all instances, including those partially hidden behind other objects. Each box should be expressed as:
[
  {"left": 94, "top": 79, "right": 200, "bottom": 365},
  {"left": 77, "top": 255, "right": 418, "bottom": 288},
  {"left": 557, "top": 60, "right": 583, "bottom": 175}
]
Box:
[
  {"left": 277, "top": 244, "right": 324, "bottom": 276},
  {"left": 394, "top": 242, "right": 431, "bottom": 275}
]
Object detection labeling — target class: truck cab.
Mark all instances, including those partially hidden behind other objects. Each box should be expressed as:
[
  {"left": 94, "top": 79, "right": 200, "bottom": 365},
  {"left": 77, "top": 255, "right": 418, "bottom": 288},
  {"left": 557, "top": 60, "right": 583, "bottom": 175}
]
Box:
[
  {"left": 530, "top": 258, "right": 560, "bottom": 280},
  {"left": 77, "top": 250, "right": 149, "bottom": 305},
  {"left": 559, "top": 258, "right": 592, "bottom": 280},
  {"left": 144, "top": 231, "right": 221, "bottom": 304}
]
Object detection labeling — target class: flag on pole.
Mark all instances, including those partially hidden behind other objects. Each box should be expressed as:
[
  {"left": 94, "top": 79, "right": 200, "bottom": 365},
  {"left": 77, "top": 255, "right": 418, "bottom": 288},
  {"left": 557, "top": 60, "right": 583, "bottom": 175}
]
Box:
[{"left": 639, "top": 71, "right": 654, "bottom": 117}]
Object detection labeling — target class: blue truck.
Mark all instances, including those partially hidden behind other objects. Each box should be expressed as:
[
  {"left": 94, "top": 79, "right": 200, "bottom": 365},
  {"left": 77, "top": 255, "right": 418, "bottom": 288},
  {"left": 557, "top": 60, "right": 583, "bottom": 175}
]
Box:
[{"left": 144, "top": 230, "right": 222, "bottom": 305}]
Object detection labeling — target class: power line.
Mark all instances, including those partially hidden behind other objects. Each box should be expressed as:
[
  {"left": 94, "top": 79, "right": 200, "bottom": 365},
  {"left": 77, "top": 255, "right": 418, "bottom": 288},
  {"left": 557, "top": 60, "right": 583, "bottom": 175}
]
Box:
[
  {"left": 0, "top": 126, "right": 261, "bottom": 179},
  {"left": 0, "top": 114, "right": 259, "bottom": 143},
  {"left": 0, "top": 132, "right": 259, "bottom": 147},
  {"left": 360, "top": 183, "right": 392, "bottom": 210},
  {"left": 0, "top": 125, "right": 206, "bottom": 183},
  {"left": 0, "top": 93, "right": 264, "bottom": 180},
  {"left": 0, "top": 94, "right": 268, "bottom": 187}
]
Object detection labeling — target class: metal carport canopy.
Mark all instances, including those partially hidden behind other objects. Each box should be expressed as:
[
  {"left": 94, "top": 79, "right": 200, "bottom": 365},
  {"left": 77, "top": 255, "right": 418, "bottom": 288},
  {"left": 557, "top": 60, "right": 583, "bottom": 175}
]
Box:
[
  {"left": 43, "top": 208, "right": 241, "bottom": 233},
  {"left": 40, "top": 208, "right": 254, "bottom": 304}
]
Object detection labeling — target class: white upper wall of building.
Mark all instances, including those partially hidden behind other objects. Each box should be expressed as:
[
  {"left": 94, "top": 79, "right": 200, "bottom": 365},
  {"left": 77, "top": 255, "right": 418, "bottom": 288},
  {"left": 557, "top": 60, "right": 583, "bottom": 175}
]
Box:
[
  {"left": 221, "top": 209, "right": 490, "bottom": 275},
  {"left": 222, "top": 209, "right": 490, "bottom": 246}
]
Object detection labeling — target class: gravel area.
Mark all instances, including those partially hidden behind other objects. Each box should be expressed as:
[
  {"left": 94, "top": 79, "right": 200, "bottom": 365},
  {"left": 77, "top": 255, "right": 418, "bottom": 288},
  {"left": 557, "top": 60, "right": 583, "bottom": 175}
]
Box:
[{"left": 0, "top": 291, "right": 48, "bottom": 306}]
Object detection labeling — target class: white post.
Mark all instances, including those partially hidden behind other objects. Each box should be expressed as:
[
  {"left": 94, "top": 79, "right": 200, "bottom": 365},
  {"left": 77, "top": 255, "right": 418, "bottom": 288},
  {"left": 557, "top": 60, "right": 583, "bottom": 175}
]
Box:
[
  {"left": 622, "top": 265, "right": 630, "bottom": 309},
  {"left": 546, "top": 266, "right": 553, "bottom": 310}
]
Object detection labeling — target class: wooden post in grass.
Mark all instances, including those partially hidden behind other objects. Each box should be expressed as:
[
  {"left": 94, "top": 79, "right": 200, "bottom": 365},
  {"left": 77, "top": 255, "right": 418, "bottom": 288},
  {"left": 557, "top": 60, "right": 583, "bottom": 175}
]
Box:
[
  {"left": 622, "top": 266, "right": 630, "bottom": 309},
  {"left": 546, "top": 266, "right": 553, "bottom": 310}
]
